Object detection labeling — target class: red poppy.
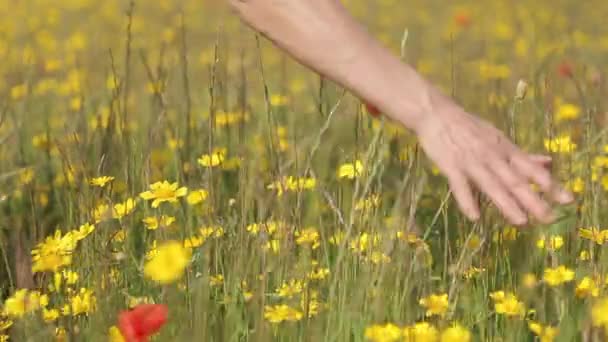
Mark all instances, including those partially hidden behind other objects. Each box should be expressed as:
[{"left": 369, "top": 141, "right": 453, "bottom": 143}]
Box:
[
  {"left": 118, "top": 304, "right": 168, "bottom": 342},
  {"left": 557, "top": 61, "right": 574, "bottom": 78},
  {"left": 365, "top": 102, "right": 382, "bottom": 117},
  {"left": 454, "top": 11, "right": 472, "bottom": 28}
]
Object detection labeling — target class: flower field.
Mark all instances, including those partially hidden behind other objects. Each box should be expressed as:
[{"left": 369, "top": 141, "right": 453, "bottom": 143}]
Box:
[{"left": 1, "top": 0, "right": 608, "bottom": 341}]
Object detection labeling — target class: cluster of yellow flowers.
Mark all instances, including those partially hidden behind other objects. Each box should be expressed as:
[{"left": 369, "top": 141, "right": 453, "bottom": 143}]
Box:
[
  {"left": 365, "top": 322, "right": 471, "bottom": 342},
  {"left": 1, "top": 0, "right": 608, "bottom": 340}
]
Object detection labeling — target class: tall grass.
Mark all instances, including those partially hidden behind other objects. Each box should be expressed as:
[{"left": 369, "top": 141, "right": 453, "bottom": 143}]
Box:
[{"left": 1, "top": 0, "right": 607, "bottom": 341}]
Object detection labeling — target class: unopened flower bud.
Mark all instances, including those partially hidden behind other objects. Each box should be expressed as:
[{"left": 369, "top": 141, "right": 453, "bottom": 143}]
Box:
[{"left": 515, "top": 79, "right": 528, "bottom": 100}]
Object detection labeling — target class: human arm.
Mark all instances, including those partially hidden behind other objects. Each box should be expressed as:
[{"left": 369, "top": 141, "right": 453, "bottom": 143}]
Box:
[{"left": 228, "top": 0, "right": 573, "bottom": 224}]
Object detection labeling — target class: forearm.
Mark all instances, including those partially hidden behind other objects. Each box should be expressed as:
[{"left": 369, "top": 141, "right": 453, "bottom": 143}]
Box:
[{"left": 228, "top": 0, "right": 451, "bottom": 133}]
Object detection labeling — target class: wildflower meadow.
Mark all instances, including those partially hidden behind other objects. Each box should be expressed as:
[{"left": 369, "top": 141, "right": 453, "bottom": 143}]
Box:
[{"left": 1, "top": 0, "right": 608, "bottom": 341}]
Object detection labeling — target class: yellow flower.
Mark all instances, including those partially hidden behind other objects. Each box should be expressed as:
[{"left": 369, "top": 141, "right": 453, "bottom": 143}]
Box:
[
  {"left": 440, "top": 324, "right": 471, "bottom": 342},
  {"left": 329, "top": 231, "right": 345, "bottom": 245},
  {"left": 63, "top": 269, "right": 79, "bottom": 285},
  {"left": 0, "top": 317, "right": 12, "bottom": 331},
  {"left": 113, "top": 198, "right": 137, "bottom": 219},
  {"left": 263, "top": 304, "right": 303, "bottom": 323},
  {"left": 419, "top": 293, "right": 449, "bottom": 317},
  {"left": 575, "top": 276, "right": 600, "bottom": 298},
  {"left": 364, "top": 323, "right": 402, "bottom": 342},
  {"left": 465, "top": 234, "right": 482, "bottom": 250},
  {"left": 263, "top": 239, "right": 281, "bottom": 254},
  {"left": 128, "top": 296, "right": 153, "bottom": 309},
  {"left": 489, "top": 291, "right": 506, "bottom": 302},
  {"left": 93, "top": 203, "right": 112, "bottom": 223},
  {"left": 112, "top": 229, "right": 126, "bottom": 243},
  {"left": 209, "top": 274, "right": 224, "bottom": 287},
  {"left": 579, "top": 250, "right": 591, "bottom": 261},
  {"left": 543, "top": 265, "right": 575, "bottom": 287},
  {"left": 144, "top": 241, "right": 192, "bottom": 284},
  {"left": 492, "top": 226, "right": 519, "bottom": 243},
  {"left": 554, "top": 103, "right": 581, "bottom": 123},
  {"left": 270, "top": 94, "right": 289, "bottom": 106},
  {"left": 31, "top": 134, "right": 51, "bottom": 149},
  {"left": 402, "top": 322, "right": 439, "bottom": 342},
  {"left": 479, "top": 62, "right": 511, "bottom": 80},
  {"left": 300, "top": 290, "right": 322, "bottom": 318},
  {"left": 89, "top": 176, "right": 115, "bottom": 187},
  {"left": 295, "top": 227, "right": 320, "bottom": 249},
  {"left": 43, "top": 308, "right": 60, "bottom": 322},
  {"left": 592, "top": 297, "right": 608, "bottom": 329},
  {"left": 522, "top": 273, "right": 538, "bottom": 289},
  {"left": 367, "top": 251, "right": 391, "bottom": 265},
  {"left": 19, "top": 167, "right": 35, "bottom": 185},
  {"left": 355, "top": 194, "right": 381, "bottom": 211},
  {"left": 215, "top": 111, "right": 249, "bottom": 127},
  {"left": 2, "top": 289, "right": 47, "bottom": 318},
  {"left": 276, "top": 279, "right": 304, "bottom": 298},
  {"left": 536, "top": 235, "right": 564, "bottom": 251},
  {"left": 186, "top": 189, "right": 209, "bottom": 205},
  {"left": 601, "top": 175, "right": 608, "bottom": 192},
  {"left": 288, "top": 176, "right": 316, "bottom": 191},
  {"left": 31, "top": 230, "right": 78, "bottom": 273},
  {"left": 578, "top": 227, "right": 607, "bottom": 245},
  {"left": 543, "top": 135, "right": 576, "bottom": 153},
  {"left": 308, "top": 267, "right": 330, "bottom": 281},
  {"left": 72, "top": 223, "right": 95, "bottom": 241},
  {"left": 198, "top": 149, "right": 226, "bottom": 167},
  {"left": 267, "top": 176, "right": 316, "bottom": 196},
  {"left": 197, "top": 227, "right": 222, "bottom": 242},
  {"left": 139, "top": 181, "right": 188, "bottom": 208},
  {"left": 528, "top": 321, "right": 559, "bottom": 342},
  {"left": 491, "top": 292, "right": 525, "bottom": 318},
  {"left": 109, "top": 325, "right": 126, "bottom": 342},
  {"left": 462, "top": 266, "right": 486, "bottom": 280},
  {"left": 10, "top": 83, "right": 28, "bottom": 100},
  {"left": 350, "top": 232, "right": 380, "bottom": 252},
  {"left": 69, "top": 288, "right": 96, "bottom": 316},
  {"left": 239, "top": 281, "right": 254, "bottom": 302},
  {"left": 338, "top": 160, "right": 364, "bottom": 179},
  {"left": 142, "top": 215, "right": 175, "bottom": 230},
  {"left": 566, "top": 177, "right": 585, "bottom": 193}
]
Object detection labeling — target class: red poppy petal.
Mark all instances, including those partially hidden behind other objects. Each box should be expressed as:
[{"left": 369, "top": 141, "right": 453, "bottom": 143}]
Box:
[
  {"left": 139, "top": 304, "right": 168, "bottom": 335},
  {"left": 119, "top": 311, "right": 141, "bottom": 342},
  {"left": 118, "top": 304, "right": 168, "bottom": 342},
  {"left": 557, "top": 61, "right": 574, "bottom": 78}
]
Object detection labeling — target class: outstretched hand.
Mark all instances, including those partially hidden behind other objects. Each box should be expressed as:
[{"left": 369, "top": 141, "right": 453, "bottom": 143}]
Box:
[{"left": 414, "top": 96, "right": 574, "bottom": 225}]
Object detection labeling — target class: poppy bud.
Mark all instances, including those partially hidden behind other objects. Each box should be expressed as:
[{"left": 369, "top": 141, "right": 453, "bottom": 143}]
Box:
[
  {"left": 364, "top": 102, "right": 382, "bottom": 117},
  {"left": 515, "top": 79, "right": 528, "bottom": 100},
  {"left": 557, "top": 61, "right": 574, "bottom": 78},
  {"left": 454, "top": 11, "right": 472, "bottom": 28}
]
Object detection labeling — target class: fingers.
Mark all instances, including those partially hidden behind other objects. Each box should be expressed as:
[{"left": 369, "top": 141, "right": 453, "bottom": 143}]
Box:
[
  {"left": 445, "top": 170, "right": 480, "bottom": 221},
  {"left": 510, "top": 152, "right": 573, "bottom": 204},
  {"left": 467, "top": 164, "right": 528, "bottom": 225},
  {"left": 529, "top": 154, "right": 552, "bottom": 167},
  {"left": 490, "top": 158, "right": 554, "bottom": 224}
]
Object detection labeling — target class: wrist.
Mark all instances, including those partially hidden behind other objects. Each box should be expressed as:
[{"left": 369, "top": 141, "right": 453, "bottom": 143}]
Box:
[
  {"left": 410, "top": 84, "right": 461, "bottom": 135},
  {"left": 377, "top": 67, "right": 456, "bottom": 135}
]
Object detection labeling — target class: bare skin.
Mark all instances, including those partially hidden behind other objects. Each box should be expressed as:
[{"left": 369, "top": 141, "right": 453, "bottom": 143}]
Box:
[{"left": 227, "top": 0, "right": 574, "bottom": 225}]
